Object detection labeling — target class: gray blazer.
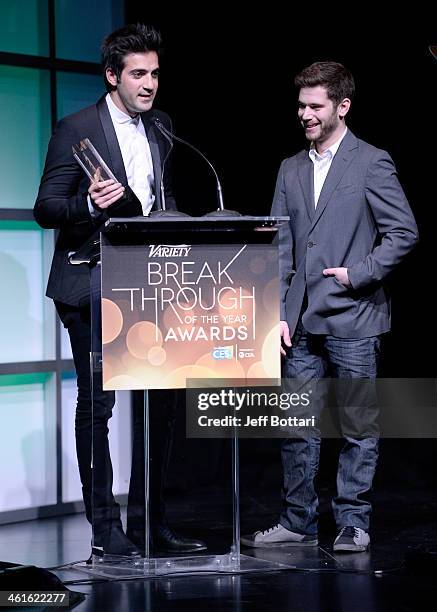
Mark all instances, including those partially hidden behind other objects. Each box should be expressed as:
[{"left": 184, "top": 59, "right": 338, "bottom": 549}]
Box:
[{"left": 271, "top": 130, "right": 419, "bottom": 339}]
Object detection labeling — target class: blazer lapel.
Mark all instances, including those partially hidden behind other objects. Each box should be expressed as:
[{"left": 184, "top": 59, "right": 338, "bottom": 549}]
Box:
[
  {"left": 141, "top": 113, "right": 163, "bottom": 211},
  {"left": 96, "top": 98, "right": 169, "bottom": 212},
  {"left": 310, "top": 130, "right": 359, "bottom": 229},
  {"left": 96, "top": 96, "right": 128, "bottom": 185},
  {"left": 297, "top": 153, "right": 315, "bottom": 221}
]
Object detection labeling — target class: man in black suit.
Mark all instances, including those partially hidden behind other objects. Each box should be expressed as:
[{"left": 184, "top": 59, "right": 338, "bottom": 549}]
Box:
[{"left": 34, "top": 24, "right": 205, "bottom": 557}]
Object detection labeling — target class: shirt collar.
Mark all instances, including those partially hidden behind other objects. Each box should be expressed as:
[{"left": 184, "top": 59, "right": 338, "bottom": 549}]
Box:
[
  {"left": 309, "top": 128, "right": 348, "bottom": 162},
  {"left": 106, "top": 93, "right": 139, "bottom": 125}
]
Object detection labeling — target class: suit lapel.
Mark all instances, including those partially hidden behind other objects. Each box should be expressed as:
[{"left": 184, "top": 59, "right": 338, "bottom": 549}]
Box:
[
  {"left": 96, "top": 98, "right": 168, "bottom": 212},
  {"left": 297, "top": 153, "right": 315, "bottom": 221},
  {"left": 96, "top": 96, "right": 128, "bottom": 185},
  {"left": 141, "top": 113, "right": 163, "bottom": 211},
  {"left": 310, "top": 130, "right": 358, "bottom": 229}
]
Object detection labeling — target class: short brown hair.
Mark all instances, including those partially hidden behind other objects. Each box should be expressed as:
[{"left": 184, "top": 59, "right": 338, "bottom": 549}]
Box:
[{"left": 295, "top": 61, "right": 355, "bottom": 107}]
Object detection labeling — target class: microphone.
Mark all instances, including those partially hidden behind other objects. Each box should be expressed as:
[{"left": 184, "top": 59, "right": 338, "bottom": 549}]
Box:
[
  {"left": 158, "top": 125, "right": 172, "bottom": 212},
  {"left": 154, "top": 118, "right": 241, "bottom": 217},
  {"left": 150, "top": 117, "right": 189, "bottom": 217}
]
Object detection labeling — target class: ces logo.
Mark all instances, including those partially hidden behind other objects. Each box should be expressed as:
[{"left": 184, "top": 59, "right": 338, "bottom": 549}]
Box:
[{"left": 212, "top": 346, "right": 234, "bottom": 360}]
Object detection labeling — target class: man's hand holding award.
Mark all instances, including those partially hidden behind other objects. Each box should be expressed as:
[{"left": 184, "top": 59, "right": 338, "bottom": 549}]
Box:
[{"left": 72, "top": 138, "right": 125, "bottom": 210}]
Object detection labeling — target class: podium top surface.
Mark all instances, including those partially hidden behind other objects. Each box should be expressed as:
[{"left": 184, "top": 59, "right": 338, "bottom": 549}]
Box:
[
  {"left": 103, "top": 215, "right": 289, "bottom": 233},
  {"left": 69, "top": 215, "right": 289, "bottom": 265}
]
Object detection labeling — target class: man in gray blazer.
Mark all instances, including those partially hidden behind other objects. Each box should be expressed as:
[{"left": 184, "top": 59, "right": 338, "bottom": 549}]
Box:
[{"left": 241, "top": 62, "right": 418, "bottom": 552}]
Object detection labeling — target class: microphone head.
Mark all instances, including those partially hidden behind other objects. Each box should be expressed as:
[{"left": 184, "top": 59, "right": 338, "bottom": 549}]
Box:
[
  {"left": 154, "top": 117, "right": 169, "bottom": 132},
  {"left": 153, "top": 117, "right": 173, "bottom": 145}
]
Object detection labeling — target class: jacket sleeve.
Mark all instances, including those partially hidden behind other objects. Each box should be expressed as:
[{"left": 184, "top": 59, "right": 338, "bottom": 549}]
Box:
[
  {"left": 347, "top": 150, "right": 419, "bottom": 290},
  {"left": 34, "top": 118, "right": 96, "bottom": 229},
  {"left": 34, "top": 116, "right": 143, "bottom": 230}
]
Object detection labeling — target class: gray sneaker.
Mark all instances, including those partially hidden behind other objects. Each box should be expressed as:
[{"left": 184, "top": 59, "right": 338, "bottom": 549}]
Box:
[
  {"left": 241, "top": 523, "right": 318, "bottom": 548},
  {"left": 333, "top": 526, "right": 370, "bottom": 552}
]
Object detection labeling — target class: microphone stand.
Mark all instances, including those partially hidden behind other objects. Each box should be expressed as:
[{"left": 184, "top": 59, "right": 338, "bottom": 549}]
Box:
[
  {"left": 154, "top": 119, "right": 241, "bottom": 217},
  {"left": 150, "top": 119, "right": 190, "bottom": 217}
]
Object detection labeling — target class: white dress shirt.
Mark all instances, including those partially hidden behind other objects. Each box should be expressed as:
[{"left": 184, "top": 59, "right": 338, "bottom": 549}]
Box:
[
  {"left": 309, "top": 128, "right": 347, "bottom": 207},
  {"left": 105, "top": 94, "right": 155, "bottom": 215},
  {"left": 88, "top": 96, "right": 156, "bottom": 216}
]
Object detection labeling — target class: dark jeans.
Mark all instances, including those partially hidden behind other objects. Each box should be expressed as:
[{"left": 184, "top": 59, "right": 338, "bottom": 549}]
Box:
[
  {"left": 128, "top": 389, "right": 176, "bottom": 533},
  {"left": 281, "top": 321, "right": 381, "bottom": 535},
  {"left": 56, "top": 301, "right": 176, "bottom": 539}
]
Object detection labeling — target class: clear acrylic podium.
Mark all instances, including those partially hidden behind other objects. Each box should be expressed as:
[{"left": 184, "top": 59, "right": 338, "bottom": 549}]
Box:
[{"left": 70, "top": 215, "right": 293, "bottom": 578}]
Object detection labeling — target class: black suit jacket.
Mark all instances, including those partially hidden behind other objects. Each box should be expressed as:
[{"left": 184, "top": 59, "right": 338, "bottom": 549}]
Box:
[{"left": 34, "top": 96, "right": 176, "bottom": 306}]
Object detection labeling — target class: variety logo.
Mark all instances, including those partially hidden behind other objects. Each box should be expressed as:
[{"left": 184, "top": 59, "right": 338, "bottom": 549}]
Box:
[{"left": 148, "top": 244, "right": 192, "bottom": 258}]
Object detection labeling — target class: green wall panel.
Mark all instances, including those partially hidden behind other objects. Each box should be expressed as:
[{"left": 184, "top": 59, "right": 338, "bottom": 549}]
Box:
[
  {"left": 57, "top": 71, "right": 104, "bottom": 119},
  {"left": 0, "top": 65, "right": 51, "bottom": 209},
  {"left": 55, "top": 0, "right": 123, "bottom": 63},
  {"left": 0, "top": 0, "right": 49, "bottom": 56}
]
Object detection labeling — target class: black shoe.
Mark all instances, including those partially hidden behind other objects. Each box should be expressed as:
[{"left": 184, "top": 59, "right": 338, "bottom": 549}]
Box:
[
  {"left": 153, "top": 525, "right": 207, "bottom": 553},
  {"left": 92, "top": 525, "right": 142, "bottom": 558},
  {"left": 127, "top": 525, "right": 207, "bottom": 554}
]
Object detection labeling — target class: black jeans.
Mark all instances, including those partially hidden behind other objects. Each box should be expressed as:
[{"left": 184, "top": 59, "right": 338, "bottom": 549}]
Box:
[{"left": 56, "top": 301, "right": 176, "bottom": 539}]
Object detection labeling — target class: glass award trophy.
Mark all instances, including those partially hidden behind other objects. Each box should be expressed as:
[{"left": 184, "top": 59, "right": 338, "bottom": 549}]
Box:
[{"left": 72, "top": 138, "right": 117, "bottom": 182}]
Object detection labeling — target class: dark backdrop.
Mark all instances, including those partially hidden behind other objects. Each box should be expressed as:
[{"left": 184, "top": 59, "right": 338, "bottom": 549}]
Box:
[{"left": 125, "top": 7, "right": 437, "bottom": 505}]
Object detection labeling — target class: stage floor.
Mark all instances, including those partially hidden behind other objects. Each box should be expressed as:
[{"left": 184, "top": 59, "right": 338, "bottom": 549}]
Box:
[{"left": 1, "top": 485, "right": 437, "bottom": 611}]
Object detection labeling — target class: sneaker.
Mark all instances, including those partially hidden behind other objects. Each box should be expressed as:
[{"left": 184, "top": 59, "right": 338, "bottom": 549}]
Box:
[
  {"left": 241, "top": 523, "right": 318, "bottom": 548},
  {"left": 333, "top": 526, "right": 370, "bottom": 552}
]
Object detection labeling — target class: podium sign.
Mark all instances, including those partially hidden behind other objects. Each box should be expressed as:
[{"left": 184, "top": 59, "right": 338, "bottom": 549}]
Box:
[{"left": 101, "top": 241, "right": 280, "bottom": 390}]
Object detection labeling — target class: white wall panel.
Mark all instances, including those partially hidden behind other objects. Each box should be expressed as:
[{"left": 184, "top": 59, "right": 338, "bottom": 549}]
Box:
[{"left": 0, "top": 376, "right": 56, "bottom": 511}]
